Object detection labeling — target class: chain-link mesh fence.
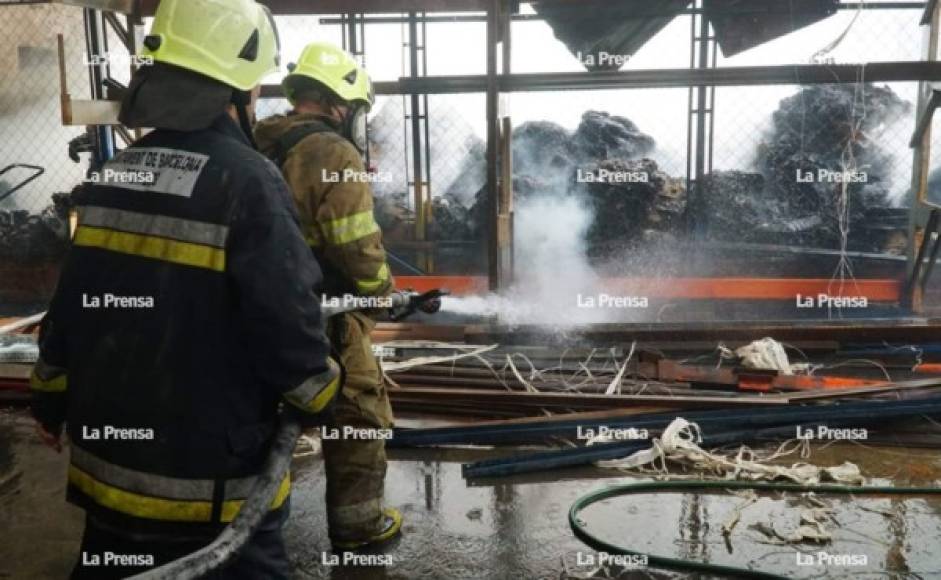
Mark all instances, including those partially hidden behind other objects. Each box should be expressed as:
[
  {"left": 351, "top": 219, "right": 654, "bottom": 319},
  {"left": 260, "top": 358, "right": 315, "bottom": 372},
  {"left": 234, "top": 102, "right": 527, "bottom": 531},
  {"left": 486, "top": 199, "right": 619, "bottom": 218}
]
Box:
[
  {"left": 0, "top": 4, "right": 91, "bottom": 213},
  {"left": 707, "top": 82, "right": 917, "bottom": 252},
  {"left": 0, "top": 2, "right": 934, "bottom": 301}
]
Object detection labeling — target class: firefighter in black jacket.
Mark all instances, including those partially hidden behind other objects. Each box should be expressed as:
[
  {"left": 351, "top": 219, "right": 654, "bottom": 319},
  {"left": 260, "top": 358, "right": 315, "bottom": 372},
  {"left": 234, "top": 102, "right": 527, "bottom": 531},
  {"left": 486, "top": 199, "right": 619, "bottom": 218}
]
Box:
[{"left": 29, "top": 1, "right": 339, "bottom": 578}]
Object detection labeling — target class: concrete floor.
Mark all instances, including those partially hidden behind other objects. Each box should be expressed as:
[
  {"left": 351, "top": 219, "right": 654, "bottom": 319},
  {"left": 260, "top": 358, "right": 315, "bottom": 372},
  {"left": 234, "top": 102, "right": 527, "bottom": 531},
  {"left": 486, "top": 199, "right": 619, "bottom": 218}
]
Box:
[{"left": 3, "top": 407, "right": 941, "bottom": 579}]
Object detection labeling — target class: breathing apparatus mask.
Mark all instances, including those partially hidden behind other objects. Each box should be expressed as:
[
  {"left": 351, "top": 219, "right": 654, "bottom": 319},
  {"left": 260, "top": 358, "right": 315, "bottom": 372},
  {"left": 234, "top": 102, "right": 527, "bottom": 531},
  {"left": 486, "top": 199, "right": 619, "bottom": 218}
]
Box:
[{"left": 339, "top": 102, "right": 369, "bottom": 154}]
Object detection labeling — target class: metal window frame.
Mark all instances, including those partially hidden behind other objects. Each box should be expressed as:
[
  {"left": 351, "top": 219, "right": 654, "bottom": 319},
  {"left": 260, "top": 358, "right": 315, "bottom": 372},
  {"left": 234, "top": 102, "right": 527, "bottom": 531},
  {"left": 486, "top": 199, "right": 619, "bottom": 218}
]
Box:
[
  {"left": 906, "top": 0, "right": 941, "bottom": 312},
  {"left": 73, "top": 0, "right": 938, "bottom": 298}
]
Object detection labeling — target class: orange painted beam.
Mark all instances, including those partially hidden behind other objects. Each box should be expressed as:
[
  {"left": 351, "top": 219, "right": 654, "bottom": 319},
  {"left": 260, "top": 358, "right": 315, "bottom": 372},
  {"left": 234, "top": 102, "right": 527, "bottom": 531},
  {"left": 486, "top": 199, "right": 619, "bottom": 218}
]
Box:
[
  {"left": 740, "top": 375, "right": 887, "bottom": 392},
  {"left": 600, "top": 278, "right": 900, "bottom": 301},
  {"left": 395, "top": 276, "right": 901, "bottom": 302},
  {"left": 396, "top": 276, "right": 489, "bottom": 295}
]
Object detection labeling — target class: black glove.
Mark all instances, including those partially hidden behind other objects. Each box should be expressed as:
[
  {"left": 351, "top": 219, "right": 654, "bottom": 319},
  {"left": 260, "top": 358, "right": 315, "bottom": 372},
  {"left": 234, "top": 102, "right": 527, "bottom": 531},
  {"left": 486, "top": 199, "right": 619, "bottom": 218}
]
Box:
[{"left": 417, "top": 294, "right": 441, "bottom": 314}]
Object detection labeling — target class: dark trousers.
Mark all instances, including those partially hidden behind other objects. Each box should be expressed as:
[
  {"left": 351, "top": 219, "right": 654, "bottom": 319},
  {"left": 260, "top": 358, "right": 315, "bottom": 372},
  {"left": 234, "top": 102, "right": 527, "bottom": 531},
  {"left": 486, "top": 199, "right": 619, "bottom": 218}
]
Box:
[{"left": 70, "top": 506, "right": 290, "bottom": 580}]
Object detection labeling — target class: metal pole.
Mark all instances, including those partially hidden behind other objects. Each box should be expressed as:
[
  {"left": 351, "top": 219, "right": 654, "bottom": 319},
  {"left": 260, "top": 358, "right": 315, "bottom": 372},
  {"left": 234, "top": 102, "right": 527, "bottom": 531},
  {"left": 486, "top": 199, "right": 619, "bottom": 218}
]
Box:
[
  {"left": 694, "top": 1, "right": 709, "bottom": 189},
  {"left": 407, "top": 12, "right": 430, "bottom": 272},
  {"left": 355, "top": 61, "right": 941, "bottom": 96},
  {"left": 83, "top": 8, "right": 114, "bottom": 165},
  {"left": 421, "top": 14, "right": 433, "bottom": 272},
  {"left": 500, "top": 1, "right": 513, "bottom": 283},
  {"left": 685, "top": 10, "right": 695, "bottom": 201},
  {"left": 461, "top": 397, "right": 941, "bottom": 478},
  {"left": 486, "top": 0, "right": 501, "bottom": 291},
  {"left": 907, "top": 0, "right": 941, "bottom": 311}
]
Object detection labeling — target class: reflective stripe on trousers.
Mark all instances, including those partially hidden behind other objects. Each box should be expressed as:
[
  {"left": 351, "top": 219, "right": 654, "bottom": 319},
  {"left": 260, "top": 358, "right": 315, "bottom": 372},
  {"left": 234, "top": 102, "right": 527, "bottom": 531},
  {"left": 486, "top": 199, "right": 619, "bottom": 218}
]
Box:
[{"left": 69, "top": 445, "right": 289, "bottom": 523}]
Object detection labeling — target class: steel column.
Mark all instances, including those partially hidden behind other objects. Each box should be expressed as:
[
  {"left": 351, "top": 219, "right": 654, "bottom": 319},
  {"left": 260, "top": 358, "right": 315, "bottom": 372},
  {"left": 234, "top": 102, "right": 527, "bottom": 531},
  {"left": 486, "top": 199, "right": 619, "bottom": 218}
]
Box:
[
  {"left": 907, "top": 0, "right": 941, "bottom": 312},
  {"left": 686, "top": 0, "right": 717, "bottom": 234},
  {"left": 83, "top": 8, "right": 114, "bottom": 165},
  {"left": 485, "top": 0, "right": 501, "bottom": 290},
  {"left": 404, "top": 12, "right": 433, "bottom": 273}
]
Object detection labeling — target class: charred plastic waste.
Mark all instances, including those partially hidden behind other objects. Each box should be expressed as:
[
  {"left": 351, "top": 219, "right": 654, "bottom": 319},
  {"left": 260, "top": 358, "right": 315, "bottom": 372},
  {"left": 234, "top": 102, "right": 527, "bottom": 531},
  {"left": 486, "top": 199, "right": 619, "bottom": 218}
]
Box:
[
  {"left": 371, "top": 84, "right": 911, "bottom": 273},
  {"left": 695, "top": 84, "right": 911, "bottom": 253},
  {"left": 0, "top": 191, "right": 72, "bottom": 308},
  {"left": 0, "top": 193, "right": 71, "bottom": 264}
]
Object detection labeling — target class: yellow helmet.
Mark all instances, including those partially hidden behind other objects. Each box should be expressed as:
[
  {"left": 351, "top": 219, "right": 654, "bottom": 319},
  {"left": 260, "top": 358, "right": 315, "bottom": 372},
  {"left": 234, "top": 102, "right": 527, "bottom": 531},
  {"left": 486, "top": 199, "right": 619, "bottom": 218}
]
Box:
[
  {"left": 283, "top": 42, "right": 374, "bottom": 110},
  {"left": 142, "top": 0, "right": 280, "bottom": 91}
]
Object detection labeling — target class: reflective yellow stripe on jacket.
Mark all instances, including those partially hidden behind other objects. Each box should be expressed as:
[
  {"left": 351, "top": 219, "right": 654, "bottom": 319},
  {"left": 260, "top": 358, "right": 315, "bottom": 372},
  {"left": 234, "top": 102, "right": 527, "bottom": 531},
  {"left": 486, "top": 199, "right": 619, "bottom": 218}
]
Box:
[
  {"left": 68, "top": 446, "right": 289, "bottom": 523},
  {"left": 73, "top": 206, "right": 228, "bottom": 272},
  {"left": 320, "top": 210, "right": 379, "bottom": 246},
  {"left": 283, "top": 358, "right": 341, "bottom": 413},
  {"left": 355, "top": 263, "right": 390, "bottom": 295}
]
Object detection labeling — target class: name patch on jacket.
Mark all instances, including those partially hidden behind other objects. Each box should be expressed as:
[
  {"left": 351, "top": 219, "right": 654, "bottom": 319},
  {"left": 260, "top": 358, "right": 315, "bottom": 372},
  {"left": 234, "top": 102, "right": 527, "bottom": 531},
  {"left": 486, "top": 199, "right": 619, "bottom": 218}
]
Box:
[{"left": 97, "top": 147, "right": 209, "bottom": 198}]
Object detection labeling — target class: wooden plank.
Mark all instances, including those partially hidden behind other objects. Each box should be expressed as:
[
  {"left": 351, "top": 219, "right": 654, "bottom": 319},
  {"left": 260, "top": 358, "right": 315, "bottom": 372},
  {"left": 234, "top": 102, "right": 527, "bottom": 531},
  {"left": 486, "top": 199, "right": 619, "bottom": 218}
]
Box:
[
  {"left": 0, "top": 364, "right": 31, "bottom": 380},
  {"left": 372, "top": 323, "right": 466, "bottom": 343},
  {"left": 63, "top": 99, "right": 121, "bottom": 126}
]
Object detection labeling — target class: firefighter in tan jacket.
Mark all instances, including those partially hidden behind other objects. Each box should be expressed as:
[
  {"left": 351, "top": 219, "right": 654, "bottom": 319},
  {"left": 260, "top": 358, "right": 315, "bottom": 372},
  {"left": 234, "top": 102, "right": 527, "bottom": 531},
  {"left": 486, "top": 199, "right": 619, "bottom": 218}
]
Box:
[{"left": 254, "top": 42, "right": 400, "bottom": 551}]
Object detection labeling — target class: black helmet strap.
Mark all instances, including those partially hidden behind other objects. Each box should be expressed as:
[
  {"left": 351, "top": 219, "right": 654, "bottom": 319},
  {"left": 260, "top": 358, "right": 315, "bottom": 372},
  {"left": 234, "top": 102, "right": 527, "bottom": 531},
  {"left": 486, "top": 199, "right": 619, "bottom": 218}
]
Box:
[{"left": 231, "top": 89, "right": 258, "bottom": 150}]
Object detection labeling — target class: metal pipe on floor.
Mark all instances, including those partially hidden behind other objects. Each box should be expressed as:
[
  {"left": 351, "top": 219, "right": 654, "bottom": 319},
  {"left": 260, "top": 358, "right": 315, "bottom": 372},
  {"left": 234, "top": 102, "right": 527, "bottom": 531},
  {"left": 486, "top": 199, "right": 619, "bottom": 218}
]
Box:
[
  {"left": 460, "top": 397, "right": 941, "bottom": 478},
  {"left": 395, "top": 391, "right": 941, "bottom": 448}
]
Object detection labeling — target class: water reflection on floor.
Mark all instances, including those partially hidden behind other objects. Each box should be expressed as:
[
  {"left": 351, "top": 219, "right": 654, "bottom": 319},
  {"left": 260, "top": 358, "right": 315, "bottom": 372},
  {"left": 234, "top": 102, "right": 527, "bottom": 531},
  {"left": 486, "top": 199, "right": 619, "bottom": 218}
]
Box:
[
  {"left": 286, "top": 444, "right": 941, "bottom": 580},
  {"left": 2, "top": 409, "right": 940, "bottom": 580}
]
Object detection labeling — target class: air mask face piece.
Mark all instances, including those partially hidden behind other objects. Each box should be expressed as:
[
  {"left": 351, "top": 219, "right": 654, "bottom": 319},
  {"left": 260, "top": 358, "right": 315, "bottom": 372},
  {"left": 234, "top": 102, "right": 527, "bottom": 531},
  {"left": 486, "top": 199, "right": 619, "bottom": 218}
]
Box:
[{"left": 344, "top": 104, "right": 368, "bottom": 154}]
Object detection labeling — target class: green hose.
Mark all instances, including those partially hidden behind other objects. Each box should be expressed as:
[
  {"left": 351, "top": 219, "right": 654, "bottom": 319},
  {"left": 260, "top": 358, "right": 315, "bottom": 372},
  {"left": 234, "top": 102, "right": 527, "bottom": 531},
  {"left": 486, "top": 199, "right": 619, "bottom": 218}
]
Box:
[{"left": 568, "top": 480, "right": 941, "bottom": 580}]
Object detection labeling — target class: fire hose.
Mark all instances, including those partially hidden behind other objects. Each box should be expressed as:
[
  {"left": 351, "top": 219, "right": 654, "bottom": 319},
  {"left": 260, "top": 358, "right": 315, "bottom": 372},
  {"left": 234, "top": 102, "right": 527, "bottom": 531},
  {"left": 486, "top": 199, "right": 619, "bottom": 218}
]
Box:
[
  {"left": 127, "top": 415, "right": 302, "bottom": 580},
  {"left": 569, "top": 480, "right": 941, "bottom": 579},
  {"left": 129, "top": 289, "right": 447, "bottom": 580}
]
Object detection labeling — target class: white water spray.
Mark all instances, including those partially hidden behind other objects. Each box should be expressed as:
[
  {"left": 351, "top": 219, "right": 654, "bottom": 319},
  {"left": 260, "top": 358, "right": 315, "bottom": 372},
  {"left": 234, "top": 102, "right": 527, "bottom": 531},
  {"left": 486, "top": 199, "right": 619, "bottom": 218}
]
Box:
[{"left": 441, "top": 195, "right": 614, "bottom": 325}]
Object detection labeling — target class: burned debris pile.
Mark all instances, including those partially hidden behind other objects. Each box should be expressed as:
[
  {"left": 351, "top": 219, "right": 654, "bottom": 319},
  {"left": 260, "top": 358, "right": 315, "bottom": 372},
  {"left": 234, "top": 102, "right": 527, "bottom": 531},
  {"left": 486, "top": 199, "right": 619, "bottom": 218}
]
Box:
[
  {"left": 374, "top": 84, "right": 911, "bottom": 259},
  {"left": 574, "top": 110, "right": 656, "bottom": 161},
  {"left": 580, "top": 158, "right": 686, "bottom": 253},
  {"left": 0, "top": 193, "right": 71, "bottom": 263},
  {"left": 697, "top": 84, "right": 911, "bottom": 251},
  {"left": 459, "top": 111, "right": 687, "bottom": 257}
]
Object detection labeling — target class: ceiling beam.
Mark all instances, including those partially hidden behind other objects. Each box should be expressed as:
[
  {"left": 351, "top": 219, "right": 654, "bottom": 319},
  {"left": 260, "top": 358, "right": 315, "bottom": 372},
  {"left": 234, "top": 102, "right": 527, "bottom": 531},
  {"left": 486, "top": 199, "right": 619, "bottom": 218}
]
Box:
[{"left": 138, "top": 0, "right": 488, "bottom": 16}]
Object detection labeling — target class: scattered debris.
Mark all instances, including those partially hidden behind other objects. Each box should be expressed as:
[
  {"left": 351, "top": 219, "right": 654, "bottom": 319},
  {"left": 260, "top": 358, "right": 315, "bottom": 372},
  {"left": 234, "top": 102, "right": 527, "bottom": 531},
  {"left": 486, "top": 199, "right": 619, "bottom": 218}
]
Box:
[
  {"left": 733, "top": 337, "right": 794, "bottom": 375},
  {"left": 721, "top": 489, "right": 758, "bottom": 537},
  {"left": 592, "top": 417, "right": 865, "bottom": 485},
  {"left": 749, "top": 519, "right": 831, "bottom": 544}
]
